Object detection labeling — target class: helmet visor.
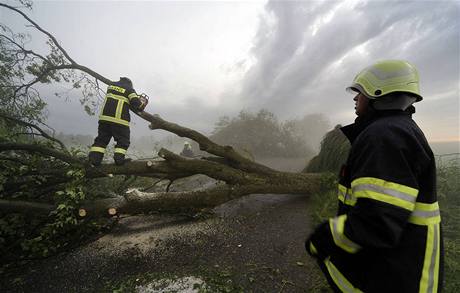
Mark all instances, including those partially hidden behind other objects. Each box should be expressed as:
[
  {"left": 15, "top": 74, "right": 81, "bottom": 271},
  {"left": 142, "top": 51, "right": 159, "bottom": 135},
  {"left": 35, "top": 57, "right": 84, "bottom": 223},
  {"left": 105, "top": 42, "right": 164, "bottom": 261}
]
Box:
[
  {"left": 346, "top": 83, "right": 374, "bottom": 99},
  {"left": 346, "top": 86, "right": 359, "bottom": 95}
]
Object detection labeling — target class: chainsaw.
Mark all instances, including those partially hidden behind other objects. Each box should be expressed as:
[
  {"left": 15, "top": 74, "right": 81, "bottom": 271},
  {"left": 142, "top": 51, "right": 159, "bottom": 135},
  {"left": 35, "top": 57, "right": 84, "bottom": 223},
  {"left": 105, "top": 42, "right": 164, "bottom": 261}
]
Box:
[{"left": 138, "top": 93, "right": 149, "bottom": 111}]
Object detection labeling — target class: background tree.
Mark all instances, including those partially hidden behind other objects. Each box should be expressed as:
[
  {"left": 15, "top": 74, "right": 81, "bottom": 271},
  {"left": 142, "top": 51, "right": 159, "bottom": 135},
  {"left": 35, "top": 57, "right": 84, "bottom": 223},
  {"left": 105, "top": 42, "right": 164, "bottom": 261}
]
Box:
[
  {"left": 210, "top": 109, "right": 315, "bottom": 159},
  {"left": 304, "top": 125, "right": 350, "bottom": 173},
  {"left": 283, "top": 113, "right": 331, "bottom": 152}
]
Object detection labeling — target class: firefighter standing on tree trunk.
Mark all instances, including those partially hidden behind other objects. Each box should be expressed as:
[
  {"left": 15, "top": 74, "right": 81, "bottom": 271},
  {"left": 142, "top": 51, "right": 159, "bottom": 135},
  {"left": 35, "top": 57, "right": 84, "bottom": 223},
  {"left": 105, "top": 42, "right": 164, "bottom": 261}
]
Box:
[
  {"left": 305, "top": 60, "right": 443, "bottom": 292},
  {"left": 88, "top": 77, "right": 148, "bottom": 166}
]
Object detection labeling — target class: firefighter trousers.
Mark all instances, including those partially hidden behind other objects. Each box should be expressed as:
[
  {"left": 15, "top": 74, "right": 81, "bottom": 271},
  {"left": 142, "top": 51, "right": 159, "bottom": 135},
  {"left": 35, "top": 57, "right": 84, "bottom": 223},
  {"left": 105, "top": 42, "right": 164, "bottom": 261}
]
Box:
[{"left": 88, "top": 121, "right": 130, "bottom": 166}]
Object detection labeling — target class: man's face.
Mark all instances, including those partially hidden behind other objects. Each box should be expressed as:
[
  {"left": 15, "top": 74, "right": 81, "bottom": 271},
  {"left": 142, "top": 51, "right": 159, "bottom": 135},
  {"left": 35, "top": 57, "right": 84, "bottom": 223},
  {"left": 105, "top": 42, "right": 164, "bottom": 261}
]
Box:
[{"left": 354, "top": 92, "right": 369, "bottom": 116}]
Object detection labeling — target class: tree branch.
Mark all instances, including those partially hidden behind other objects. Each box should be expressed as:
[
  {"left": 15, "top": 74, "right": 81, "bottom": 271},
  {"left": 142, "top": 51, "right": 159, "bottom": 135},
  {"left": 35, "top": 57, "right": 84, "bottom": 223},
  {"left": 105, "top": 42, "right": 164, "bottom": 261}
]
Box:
[
  {"left": 0, "top": 155, "right": 28, "bottom": 165},
  {"left": 14, "top": 64, "right": 73, "bottom": 95},
  {"left": 0, "top": 33, "right": 48, "bottom": 62},
  {"left": 0, "top": 142, "right": 82, "bottom": 164},
  {"left": 140, "top": 112, "right": 276, "bottom": 174},
  {"left": 0, "top": 3, "right": 76, "bottom": 64},
  {"left": 0, "top": 114, "right": 67, "bottom": 150},
  {"left": 70, "top": 63, "right": 112, "bottom": 85},
  {"left": 0, "top": 199, "right": 54, "bottom": 215}
]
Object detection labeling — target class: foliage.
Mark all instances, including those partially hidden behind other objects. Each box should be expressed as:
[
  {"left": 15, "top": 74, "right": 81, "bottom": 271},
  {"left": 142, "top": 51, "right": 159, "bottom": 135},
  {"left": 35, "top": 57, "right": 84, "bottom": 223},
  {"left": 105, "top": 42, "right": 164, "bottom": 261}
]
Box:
[
  {"left": 304, "top": 124, "right": 350, "bottom": 173},
  {"left": 2, "top": 147, "right": 85, "bottom": 259},
  {"left": 437, "top": 159, "right": 460, "bottom": 292},
  {"left": 211, "top": 109, "right": 316, "bottom": 158},
  {"left": 306, "top": 173, "right": 337, "bottom": 292},
  {"left": 17, "top": 168, "right": 86, "bottom": 257},
  {"left": 0, "top": 28, "right": 46, "bottom": 125},
  {"left": 308, "top": 174, "right": 337, "bottom": 229},
  {"left": 0, "top": 139, "right": 157, "bottom": 265}
]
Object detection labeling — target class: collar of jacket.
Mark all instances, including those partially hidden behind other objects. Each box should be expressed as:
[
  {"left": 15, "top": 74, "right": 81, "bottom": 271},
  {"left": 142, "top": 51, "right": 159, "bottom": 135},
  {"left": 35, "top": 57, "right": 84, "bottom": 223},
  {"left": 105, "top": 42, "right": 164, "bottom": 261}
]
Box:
[{"left": 340, "top": 109, "right": 413, "bottom": 144}]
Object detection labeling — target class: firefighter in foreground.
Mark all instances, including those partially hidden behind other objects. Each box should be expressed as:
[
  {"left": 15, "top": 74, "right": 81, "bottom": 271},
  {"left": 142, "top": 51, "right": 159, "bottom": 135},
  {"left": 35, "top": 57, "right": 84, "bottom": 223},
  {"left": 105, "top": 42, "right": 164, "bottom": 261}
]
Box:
[
  {"left": 306, "top": 60, "right": 443, "bottom": 292},
  {"left": 88, "top": 77, "right": 148, "bottom": 166}
]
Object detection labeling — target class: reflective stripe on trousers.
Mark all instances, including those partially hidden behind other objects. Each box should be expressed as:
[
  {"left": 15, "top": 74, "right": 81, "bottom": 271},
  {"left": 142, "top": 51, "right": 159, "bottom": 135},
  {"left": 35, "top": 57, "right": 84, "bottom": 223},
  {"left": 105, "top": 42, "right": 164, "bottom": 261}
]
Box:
[
  {"left": 90, "top": 146, "right": 105, "bottom": 153},
  {"left": 114, "top": 147, "right": 127, "bottom": 155}
]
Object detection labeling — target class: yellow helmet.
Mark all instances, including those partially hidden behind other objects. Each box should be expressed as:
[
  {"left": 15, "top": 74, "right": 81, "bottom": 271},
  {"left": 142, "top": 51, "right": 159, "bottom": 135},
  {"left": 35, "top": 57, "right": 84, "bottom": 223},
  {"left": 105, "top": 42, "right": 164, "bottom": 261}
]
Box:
[{"left": 347, "top": 60, "right": 423, "bottom": 101}]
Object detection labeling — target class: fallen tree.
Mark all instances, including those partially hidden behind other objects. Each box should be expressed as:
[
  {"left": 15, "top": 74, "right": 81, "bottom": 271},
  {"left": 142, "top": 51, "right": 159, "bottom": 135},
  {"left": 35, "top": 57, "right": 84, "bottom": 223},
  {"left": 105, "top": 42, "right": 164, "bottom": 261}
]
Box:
[
  {"left": 0, "top": 2, "right": 324, "bottom": 217},
  {"left": 1, "top": 121, "right": 323, "bottom": 216}
]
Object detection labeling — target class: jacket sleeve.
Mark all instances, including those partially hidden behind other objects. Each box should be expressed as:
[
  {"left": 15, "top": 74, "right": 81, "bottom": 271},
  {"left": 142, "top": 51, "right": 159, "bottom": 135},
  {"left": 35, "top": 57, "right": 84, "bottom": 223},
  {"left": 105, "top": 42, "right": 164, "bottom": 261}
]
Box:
[
  {"left": 307, "top": 125, "right": 419, "bottom": 257},
  {"left": 127, "top": 88, "right": 142, "bottom": 111}
]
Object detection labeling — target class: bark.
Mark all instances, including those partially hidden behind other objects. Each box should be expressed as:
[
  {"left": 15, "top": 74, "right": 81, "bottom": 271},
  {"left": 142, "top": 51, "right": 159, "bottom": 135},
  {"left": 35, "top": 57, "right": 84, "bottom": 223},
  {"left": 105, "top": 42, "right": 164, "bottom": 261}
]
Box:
[
  {"left": 82, "top": 175, "right": 322, "bottom": 215},
  {"left": 1, "top": 171, "right": 322, "bottom": 216},
  {"left": 0, "top": 142, "right": 82, "bottom": 164},
  {"left": 0, "top": 199, "right": 54, "bottom": 215},
  {"left": 0, "top": 114, "right": 67, "bottom": 150}
]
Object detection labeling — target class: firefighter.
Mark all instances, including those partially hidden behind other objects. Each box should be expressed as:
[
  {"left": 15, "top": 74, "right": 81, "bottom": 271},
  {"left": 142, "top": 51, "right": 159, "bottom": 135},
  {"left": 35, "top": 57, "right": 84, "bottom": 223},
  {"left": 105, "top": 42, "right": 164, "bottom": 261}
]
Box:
[
  {"left": 305, "top": 60, "right": 443, "bottom": 292},
  {"left": 88, "top": 77, "right": 148, "bottom": 166},
  {"left": 180, "top": 141, "right": 194, "bottom": 158}
]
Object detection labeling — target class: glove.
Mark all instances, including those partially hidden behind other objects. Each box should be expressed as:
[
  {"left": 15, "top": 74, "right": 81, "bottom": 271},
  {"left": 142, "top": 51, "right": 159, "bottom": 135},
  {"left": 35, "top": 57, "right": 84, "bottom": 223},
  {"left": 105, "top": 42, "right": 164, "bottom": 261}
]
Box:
[
  {"left": 306, "top": 237, "right": 319, "bottom": 256},
  {"left": 305, "top": 221, "right": 333, "bottom": 261}
]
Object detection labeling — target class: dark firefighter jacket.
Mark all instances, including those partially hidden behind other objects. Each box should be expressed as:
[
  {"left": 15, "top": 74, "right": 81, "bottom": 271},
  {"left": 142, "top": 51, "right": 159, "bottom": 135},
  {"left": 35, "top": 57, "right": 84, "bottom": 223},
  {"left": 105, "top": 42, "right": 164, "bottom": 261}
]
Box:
[
  {"left": 307, "top": 110, "right": 443, "bottom": 293},
  {"left": 99, "top": 81, "right": 142, "bottom": 127}
]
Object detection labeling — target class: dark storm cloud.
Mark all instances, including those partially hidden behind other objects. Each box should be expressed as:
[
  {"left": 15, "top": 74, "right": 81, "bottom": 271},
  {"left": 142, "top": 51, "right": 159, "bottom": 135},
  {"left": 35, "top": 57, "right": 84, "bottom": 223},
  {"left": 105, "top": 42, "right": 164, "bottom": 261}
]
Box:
[
  {"left": 240, "top": 1, "right": 336, "bottom": 106},
  {"left": 238, "top": 0, "right": 460, "bottom": 128}
]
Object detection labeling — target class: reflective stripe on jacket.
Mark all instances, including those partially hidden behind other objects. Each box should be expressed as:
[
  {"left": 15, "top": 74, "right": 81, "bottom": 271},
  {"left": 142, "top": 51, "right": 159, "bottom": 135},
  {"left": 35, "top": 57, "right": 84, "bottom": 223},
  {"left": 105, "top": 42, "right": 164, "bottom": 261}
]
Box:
[
  {"left": 309, "top": 111, "right": 443, "bottom": 293},
  {"left": 99, "top": 81, "right": 141, "bottom": 126}
]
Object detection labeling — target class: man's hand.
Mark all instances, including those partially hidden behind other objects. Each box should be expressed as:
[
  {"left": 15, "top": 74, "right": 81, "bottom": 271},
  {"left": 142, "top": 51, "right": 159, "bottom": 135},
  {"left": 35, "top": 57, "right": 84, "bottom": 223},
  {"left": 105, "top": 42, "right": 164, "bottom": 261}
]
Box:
[
  {"left": 305, "top": 221, "right": 331, "bottom": 261},
  {"left": 138, "top": 94, "right": 149, "bottom": 111}
]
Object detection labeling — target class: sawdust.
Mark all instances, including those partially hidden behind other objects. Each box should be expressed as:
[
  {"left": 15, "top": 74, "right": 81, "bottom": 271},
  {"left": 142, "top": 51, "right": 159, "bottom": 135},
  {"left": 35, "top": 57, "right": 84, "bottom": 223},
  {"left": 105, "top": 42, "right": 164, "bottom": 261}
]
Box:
[
  {"left": 90, "top": 214, "right": 219, "bottom": 256},
  {"left": 136, "top": 276, "right": 205, "bottom": 293}
]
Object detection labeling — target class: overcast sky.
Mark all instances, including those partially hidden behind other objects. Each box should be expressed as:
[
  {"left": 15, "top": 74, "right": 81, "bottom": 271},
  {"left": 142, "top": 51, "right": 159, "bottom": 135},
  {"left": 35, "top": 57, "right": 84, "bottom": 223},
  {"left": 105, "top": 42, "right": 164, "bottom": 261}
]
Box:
[{"left": 2, "top": 0, "right": 459, "bottom": 143}]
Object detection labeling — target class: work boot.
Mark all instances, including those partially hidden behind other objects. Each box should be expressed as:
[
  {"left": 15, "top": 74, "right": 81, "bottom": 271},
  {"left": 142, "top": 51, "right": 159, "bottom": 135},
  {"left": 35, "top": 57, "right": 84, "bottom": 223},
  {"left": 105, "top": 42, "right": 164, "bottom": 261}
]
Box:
[
  {"left": 115, "top": 158, "right": 132, "bottom": 166},
  {"left": 88, "top": 152, "right": 103, "bottom": 167},
  {"left": 114, "top": 153, "right": 132, "bottom": 166}
]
